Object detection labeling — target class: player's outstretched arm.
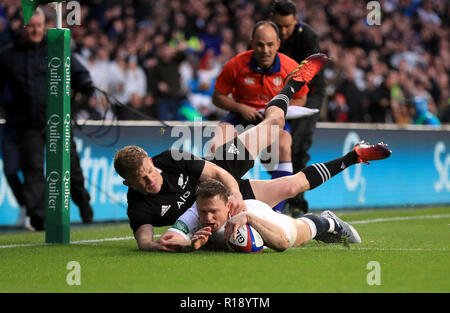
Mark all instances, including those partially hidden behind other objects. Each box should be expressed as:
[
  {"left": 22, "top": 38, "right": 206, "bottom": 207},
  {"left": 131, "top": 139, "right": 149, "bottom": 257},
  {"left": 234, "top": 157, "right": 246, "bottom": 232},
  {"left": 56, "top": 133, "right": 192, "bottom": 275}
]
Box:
[
  {"left": 158, "top": 231, "right": 194, "bottom": 252},
  {"left": 134, "top": 224, "right": 169, "bottom": 251},
  {"left": 158, "top": 228, "right": 212, "bottom": 252}
]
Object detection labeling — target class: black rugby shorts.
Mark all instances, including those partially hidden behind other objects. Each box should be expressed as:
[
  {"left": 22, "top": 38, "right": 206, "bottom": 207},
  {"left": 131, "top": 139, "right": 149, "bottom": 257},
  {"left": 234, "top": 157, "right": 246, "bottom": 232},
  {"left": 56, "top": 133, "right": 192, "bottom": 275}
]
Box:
[{"left": 204, "top": 137, "right": 255, "bottom": 200}]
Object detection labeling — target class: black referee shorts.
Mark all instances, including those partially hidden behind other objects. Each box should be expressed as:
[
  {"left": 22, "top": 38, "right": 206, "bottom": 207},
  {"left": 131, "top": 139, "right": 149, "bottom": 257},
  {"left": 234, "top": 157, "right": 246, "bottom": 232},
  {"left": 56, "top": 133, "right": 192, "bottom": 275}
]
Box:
[{"left": 204, "top": 137, "right": 256, "bottom": 200}]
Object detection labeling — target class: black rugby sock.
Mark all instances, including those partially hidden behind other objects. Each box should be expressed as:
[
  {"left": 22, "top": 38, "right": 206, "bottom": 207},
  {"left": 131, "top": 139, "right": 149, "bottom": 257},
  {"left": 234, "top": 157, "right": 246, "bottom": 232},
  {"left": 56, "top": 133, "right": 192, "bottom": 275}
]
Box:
[
  {"left": 298, "top": 214, "right": 331, "bottom": 238},
  {"left": 302, "top": 151, "right": 359, "bottom": 190},
  {"left": 265, "top": 80, "right": 305, "bottom": 115}
]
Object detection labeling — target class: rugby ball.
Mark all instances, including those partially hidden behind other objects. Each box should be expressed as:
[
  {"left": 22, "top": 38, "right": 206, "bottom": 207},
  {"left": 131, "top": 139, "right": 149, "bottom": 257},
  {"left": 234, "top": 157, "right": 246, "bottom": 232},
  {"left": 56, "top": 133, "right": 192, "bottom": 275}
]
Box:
[{"left": 226, "top": 224, "right": 264, "bottom": 253}]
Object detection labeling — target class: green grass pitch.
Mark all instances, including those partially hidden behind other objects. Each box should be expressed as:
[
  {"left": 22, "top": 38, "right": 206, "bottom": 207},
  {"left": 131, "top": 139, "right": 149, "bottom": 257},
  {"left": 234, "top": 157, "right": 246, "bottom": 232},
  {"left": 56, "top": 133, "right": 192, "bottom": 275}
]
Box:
[{"left": 0, "top": 206, "right": 448, "bottom": 293}]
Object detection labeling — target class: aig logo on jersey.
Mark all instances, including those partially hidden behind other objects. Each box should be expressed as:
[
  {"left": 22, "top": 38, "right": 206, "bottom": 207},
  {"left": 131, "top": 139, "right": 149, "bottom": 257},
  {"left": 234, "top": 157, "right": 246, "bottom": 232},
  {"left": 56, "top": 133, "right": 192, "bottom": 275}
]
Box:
[{"left": 177, "top": 191, "right": 191, "bottom": 209}]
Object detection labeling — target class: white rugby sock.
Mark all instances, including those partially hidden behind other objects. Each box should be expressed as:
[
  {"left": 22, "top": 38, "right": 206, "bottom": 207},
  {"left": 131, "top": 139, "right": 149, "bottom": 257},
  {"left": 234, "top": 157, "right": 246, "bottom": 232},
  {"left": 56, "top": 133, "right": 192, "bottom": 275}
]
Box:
[
  {"left": 327, "top": 218, "right": 335, "bottom": 232},
  {"left": 298, "top": 217, "right": 317, "bottom": 238}
]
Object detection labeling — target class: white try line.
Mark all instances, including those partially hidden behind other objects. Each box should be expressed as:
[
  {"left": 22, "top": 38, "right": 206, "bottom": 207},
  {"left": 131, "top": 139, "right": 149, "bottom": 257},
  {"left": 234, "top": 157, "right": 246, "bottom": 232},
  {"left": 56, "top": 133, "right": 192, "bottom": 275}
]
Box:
[
  {"left": 350, "top": 214, "right": 450, "bottom": 224},
  {"left": 298, "top": 246, "right": 448, "bottom": 252},
  {"left": 0, "top": 236, "right": 137, "bottom": 249},
  {"left": 1, "top": 214, "right": 449, "bottom": 250}
]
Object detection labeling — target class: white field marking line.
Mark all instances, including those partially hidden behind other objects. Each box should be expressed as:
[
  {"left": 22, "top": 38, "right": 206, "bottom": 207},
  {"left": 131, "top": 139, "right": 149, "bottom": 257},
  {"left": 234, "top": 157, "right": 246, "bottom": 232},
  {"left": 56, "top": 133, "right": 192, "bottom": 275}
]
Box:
[
  {"left": 294, "top": 246, "right": 448, "bottom": 252},
  {"left": 71, "top": 236, "right": 136, "bottom": 244},
  {"left": 293, "top": 213, "right": 450, "bottom": 253},
  {"left": 1, "top": 214, "right": 449, "bottom": 249},
  {"left": 0, "top": 236, "right": 137, "bottom": 249},
  {"left": 0, "top": 242, "right": 51, "bottom": 249},
  {"left": 349, "top": 214, "right": 450, "bottom": 224}
]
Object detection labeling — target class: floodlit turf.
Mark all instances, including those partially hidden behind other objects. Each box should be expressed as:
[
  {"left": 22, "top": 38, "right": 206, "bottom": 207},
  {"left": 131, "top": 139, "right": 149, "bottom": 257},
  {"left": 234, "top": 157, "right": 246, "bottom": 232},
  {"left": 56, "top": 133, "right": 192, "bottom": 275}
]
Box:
[{"left": 0, "top": 207, "right": 449, "bottom": 293}]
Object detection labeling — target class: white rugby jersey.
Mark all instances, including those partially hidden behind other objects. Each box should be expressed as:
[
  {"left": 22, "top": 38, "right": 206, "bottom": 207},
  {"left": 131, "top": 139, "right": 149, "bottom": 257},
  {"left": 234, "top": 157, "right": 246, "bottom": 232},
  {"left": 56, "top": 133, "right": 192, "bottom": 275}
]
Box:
[{"left": 168, "top": 199, "right": 297, "bottom": 250}]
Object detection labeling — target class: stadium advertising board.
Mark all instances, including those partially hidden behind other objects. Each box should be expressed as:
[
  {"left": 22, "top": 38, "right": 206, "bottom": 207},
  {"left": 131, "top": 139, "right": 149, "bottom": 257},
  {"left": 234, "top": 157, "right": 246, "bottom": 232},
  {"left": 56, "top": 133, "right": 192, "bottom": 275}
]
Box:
[{"left": 0, "top": 122, "right": 448, "bottom": 226}]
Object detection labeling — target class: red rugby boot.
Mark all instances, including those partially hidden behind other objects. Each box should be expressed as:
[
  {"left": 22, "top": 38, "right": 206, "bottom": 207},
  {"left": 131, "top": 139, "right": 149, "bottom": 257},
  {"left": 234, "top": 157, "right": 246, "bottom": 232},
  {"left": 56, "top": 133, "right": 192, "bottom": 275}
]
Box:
[
  {"left": 352, "top": 141, "right": 392, "bottom": 165},
  {"left": 285, "top": 53, "right": 329, "bottom": 84}
]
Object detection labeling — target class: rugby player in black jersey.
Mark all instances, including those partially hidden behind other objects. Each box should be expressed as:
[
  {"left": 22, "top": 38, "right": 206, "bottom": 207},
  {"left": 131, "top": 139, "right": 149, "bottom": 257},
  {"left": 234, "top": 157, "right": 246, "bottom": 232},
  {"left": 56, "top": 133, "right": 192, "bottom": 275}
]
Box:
[{"left": 114, "top": 54, "right": 329, "bottom": 251}]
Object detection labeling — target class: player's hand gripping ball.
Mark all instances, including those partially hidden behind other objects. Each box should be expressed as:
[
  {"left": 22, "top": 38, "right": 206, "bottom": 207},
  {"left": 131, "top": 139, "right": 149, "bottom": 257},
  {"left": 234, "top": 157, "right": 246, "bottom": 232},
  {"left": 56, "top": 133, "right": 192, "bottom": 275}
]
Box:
[{"left": 226, "top": 224, "right": 264, "bottom": 253}]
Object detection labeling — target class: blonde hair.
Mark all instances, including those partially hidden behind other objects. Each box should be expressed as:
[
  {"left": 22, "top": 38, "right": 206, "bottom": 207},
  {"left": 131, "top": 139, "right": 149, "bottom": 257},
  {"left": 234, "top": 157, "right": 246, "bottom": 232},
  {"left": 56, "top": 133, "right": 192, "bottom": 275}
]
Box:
[{"left": 114, "top": 145, "right": 148, "bottom": 179}]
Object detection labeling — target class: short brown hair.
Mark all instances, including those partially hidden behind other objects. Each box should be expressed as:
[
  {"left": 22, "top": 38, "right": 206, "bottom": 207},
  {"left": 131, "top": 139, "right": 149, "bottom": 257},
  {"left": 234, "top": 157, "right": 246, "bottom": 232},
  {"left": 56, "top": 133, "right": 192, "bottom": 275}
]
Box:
[
  {"left": 114, "top": 145, "right": 148, "bottom": 179},
  {"left": 195, "top": 179, "right": 230, "bottom": 204}
]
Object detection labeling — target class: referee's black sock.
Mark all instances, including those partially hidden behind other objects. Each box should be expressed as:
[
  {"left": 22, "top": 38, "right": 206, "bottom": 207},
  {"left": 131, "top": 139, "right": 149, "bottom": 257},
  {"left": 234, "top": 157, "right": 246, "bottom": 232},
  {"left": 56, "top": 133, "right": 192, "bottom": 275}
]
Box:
[
  {"left": 301, "top": 150, "right": 359, "bottom": 190},
  {"left": 265, "top": 80, "right": 305, "bottom": 116}
]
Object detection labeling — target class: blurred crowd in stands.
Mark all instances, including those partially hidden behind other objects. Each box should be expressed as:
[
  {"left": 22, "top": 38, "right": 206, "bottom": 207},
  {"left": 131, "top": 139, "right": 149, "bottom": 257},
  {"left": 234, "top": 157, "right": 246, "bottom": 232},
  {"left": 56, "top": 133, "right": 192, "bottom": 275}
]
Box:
[{"left": 0, "top": 0, "right": 449, "bottom": 125}]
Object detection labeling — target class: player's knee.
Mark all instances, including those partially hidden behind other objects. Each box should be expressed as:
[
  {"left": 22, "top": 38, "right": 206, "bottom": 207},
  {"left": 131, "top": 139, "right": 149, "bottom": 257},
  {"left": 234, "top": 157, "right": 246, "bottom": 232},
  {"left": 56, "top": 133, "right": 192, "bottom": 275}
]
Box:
[{"left": 265, "top": 113, "right": 285, "bottom": 129}]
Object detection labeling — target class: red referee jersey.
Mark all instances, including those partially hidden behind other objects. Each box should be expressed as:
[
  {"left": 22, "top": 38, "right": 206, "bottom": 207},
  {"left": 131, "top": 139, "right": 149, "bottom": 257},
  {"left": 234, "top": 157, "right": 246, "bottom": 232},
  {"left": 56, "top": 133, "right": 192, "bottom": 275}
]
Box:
[{"left": 215, "top": 50, "right": 309, "bottom": 110}]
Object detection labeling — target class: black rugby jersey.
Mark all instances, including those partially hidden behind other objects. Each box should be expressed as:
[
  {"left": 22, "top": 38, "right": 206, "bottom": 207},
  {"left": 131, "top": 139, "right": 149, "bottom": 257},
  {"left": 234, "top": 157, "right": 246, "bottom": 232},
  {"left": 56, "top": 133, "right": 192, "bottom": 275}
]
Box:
[{"left": 127, "top": 150, "right": 205, "bottom": 233}]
